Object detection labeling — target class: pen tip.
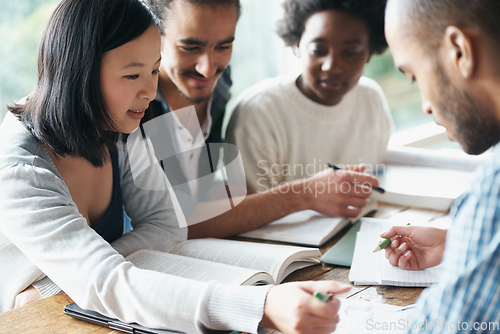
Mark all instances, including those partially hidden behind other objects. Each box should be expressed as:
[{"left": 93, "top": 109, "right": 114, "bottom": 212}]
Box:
[{"left": 373, "top": 247, "right": 381, "bottom": 253}]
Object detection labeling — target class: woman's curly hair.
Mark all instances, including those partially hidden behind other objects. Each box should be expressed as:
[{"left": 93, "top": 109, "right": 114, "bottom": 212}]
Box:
[{"left": 277, "top": 0, "right": 388, "bottom": 55}]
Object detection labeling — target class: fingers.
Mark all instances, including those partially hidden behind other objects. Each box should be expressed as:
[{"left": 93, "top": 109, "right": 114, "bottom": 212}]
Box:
[
  {"left": 301, "top": 313, "right": 340, "bottom": 334},
  {"left": 385, "top": 240, "right": 405, "bottom": 265},
  {"left": 343, "top": 164, "right": 366, "bottom": 173},
  {"left": 318, "top": 196, "right": 370, "bottom": 218},
  {"left": 335, "top": 172, "right": 380, "bottom": 193},
  {"left": 341, "top": 196, "right": 368, "bottom": 208},
  {"left": 321, "top": 168, "right": 380, "bottom": 192},
  {"left": 335, "top": 205, "right": 363, "bottom": 218},
  {"left": 14, "top": 285, "right": 42, "bottom": 308},
  {"left": 301, "top": 282, "right": 350, "bottom": 332},
  {"left": 398, "top": 250, "right": 415, "bottom": 270},
  {"left": 384, "top": 240, "right": 415, "bottom": 270},
  {"left": 380, "top": 225, "right": 413, "bottom": 239},
  {"left": 298, "top": 280, "right": 351, "bottom": 296},
  {"left": 263, "top": 281, "right": 350, "bottom": 334}
]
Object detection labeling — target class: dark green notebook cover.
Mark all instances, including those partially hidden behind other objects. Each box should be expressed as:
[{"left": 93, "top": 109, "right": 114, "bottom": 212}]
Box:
[{"left": 320, "top": 220, "right": 361, "bottom": 267}]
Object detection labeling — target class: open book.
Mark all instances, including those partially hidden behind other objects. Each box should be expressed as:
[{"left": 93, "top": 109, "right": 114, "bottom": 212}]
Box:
[
  {"left": 371, "top": 147, "right": 481, "bottom": 211},
  {"left": 65, "top": 239, "right": 320, "bottom": 333},
  {"left": 236, "top": 200, "right": 378, "bottom": 247},
  {"left": 127, "top": 238, "right": 321, "bottom": 286},
  {"left": 349, "top": 218, "right": 442, "bottom": 287}
]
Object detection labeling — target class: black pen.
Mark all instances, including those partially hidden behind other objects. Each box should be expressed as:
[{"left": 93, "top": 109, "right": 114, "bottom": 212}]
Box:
[{"left": 326, "top": 162, "right": 386, "bottom": 194}]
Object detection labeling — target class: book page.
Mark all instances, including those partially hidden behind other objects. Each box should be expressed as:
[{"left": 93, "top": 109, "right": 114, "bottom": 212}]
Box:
[
  {"left": 237, "top": 201, "right": 378, "bottom": 247},
  {"left": 349, "top": 219, "right": 441, "bottom": 287},
  {"left": 371, "top": 164, "right": 474, "bottom": 211},
  {"left": 127, "top": 250, "right": 274, "bottom": 286},
  {"left": 166, "top": 238, "right": 320, "bottom": 283}
]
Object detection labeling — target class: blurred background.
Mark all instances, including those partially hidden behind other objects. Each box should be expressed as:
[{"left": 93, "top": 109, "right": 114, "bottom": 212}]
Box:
[{"left": 0, "top": 0, "right": 430, "bottom": 132}]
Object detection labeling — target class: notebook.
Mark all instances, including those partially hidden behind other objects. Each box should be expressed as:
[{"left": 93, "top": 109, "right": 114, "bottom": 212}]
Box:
[
  {"left": 237, "top": 200, "right": 377, "bottom": 247},
  {"left": 64, "top": 303, "right": 183, "bottom": 334},
  {"left": 349, "top": 218, "right": 442, "bottom": 287},
  {"left": 320, "top": 220, "right": 361, "bottom": 267}
]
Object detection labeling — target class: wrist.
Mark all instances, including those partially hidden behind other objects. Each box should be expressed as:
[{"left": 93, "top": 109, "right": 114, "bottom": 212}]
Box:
[
  {"left": 276, "top": 178, "right": 312, "bottom": 213},
  {"left": 259, "top": 286, "right": 277, "bottom": 331}
]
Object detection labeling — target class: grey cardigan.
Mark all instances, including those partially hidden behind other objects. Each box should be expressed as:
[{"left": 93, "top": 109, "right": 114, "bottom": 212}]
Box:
[{"left": 0, "top": 112, "right": 269, "bottom": 333}]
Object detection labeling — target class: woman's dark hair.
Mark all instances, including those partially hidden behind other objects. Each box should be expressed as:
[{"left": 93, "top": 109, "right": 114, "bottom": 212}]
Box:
[
  {"left": 8, "top": 0, "right": 160, "bottom": 167},
  {"left": 277, "top": 0, "right": 388, "bottom": 55}
]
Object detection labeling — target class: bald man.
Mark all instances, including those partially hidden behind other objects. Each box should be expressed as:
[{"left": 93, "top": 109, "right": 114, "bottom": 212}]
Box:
[{"left": 382, "top": 0, "right": 500, "bottom": 332}]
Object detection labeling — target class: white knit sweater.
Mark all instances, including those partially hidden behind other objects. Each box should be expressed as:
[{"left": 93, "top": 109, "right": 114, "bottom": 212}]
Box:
[
  {"left": 227, "top": 75, "right": 393, "bottom": 192},
  {"left": 0, "top": 112, "right": 270, "bottom": 333}
]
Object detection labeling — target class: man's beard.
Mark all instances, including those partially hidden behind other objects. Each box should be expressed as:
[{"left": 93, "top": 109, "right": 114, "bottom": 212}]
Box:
[
  {"left": 179, "top": 90, "right": 213, "bottom": 105},
  {"left": 178, "top": 68, "right": 224, "bottom": 105},
  {"left": 436, "top": 68, "right": 500, "bottom": 155}
]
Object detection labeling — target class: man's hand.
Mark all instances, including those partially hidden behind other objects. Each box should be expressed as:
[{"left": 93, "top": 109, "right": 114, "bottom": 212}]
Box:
[
  {"left": 260, "top": 280, "right": 351, "bottom": 334},
  {"left": 301, "top": 165, "right": 379, "bottom": 218},
  {"left": 14, "top": 285, "right": 43, "bottom": 308},
  {"left": 382, "top": 226, "right": 447, "bottom": 270}
]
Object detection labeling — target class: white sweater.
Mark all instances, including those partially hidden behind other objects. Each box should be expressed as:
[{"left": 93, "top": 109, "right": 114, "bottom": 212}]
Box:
[
  {"left": 0, "top": 112, "right": 270, "bottom": 333},
  {"left": 227, "top": 75, "right": 393, "bottom": 192}
]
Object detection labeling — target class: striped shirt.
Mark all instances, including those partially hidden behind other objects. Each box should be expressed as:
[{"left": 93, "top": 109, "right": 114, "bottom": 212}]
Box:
[{"left": 408, "top": 146, "right": 500, "bottom": 333}]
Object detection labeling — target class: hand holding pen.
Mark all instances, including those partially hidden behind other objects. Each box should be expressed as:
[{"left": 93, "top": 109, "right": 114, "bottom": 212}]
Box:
[
  {"left": 326, "top": 163, "right": 385, "bottom": 194},
  {"left": 304, "top": 164, "right": 380, "bottom": 218},
  {"left": 379, "top": 225, "right": 447, "bottom": 270},
  {"left": 261, "top": 281, "right": 350, "bottom": 334},
  {"left": 373, "top": 223, "right": 411, "bottom": 253}
]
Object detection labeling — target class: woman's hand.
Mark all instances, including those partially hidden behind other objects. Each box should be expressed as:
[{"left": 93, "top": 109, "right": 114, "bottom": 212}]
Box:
[
  {"left": 261, "top": 280, "right": 351, "bottom": 334},
  {"left": 382, "top": 226, "right": 447, "bottom": 270},
  {"left": 14, "top": 285, "right": 43, "bottom": 308}
]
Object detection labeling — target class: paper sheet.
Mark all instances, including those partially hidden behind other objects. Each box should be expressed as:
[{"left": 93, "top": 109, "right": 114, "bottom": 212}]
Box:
[
  {"left": 335, "top": 298, "right": 412, "bottom": 333},
  {"left": 349, "top": 219, "right": 442, "bottom": 286}
]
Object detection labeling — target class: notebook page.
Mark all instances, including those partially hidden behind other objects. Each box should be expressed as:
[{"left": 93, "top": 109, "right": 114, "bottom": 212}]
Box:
[
  {"left": 349, "top": 230, "right": 382, "bottom": 284},
  {"left": 350, "top": 219, "right": 441, "bottom": 286},
  {"left": 381, "top": 258, "right": 441, "bottom": 287}
]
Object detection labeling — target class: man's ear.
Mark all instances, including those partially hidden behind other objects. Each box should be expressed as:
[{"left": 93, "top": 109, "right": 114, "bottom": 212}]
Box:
[{"left": 443, "top": 26, "right": 475, "bottom": 79}]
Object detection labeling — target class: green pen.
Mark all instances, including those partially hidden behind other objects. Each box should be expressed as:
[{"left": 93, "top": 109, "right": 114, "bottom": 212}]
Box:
[
  {"left": 313, "top": 291, "right": 333, "bottom": 302},
  {"left": 373, "top": 223, "right": 410, "bottom": 252},
  {"left": 373, "top": 238, "right": 391, "bottom": 253}
]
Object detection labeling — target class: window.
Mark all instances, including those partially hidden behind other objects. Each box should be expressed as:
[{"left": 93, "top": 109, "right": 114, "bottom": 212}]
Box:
[
  {"left": 0, "top": 0, "right": 59, "bottom": 123},
  {"left": 229, "top": 0, "right": 431, "bottom": 133},
  {"left": 0, "top": 1, "right": 442, "bottom": 138}
]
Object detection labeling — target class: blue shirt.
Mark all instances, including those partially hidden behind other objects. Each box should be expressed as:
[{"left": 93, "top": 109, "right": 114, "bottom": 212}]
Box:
[{"left": 408, "top": 146, "right": 500, "bottom": 333}]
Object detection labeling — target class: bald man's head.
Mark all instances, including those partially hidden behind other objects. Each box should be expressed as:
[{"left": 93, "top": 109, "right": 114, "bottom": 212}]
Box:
[{"left": 386, "top": 0, "right": 500, "bottom": 54}]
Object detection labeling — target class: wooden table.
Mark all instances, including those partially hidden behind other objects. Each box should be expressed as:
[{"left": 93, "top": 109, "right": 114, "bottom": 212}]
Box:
[{"left": 0, "top": 203, "right": 447, "bottom": 333}]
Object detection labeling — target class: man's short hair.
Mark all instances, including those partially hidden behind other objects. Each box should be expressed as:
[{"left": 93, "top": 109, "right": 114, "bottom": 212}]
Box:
[
  {"left": 396, "top": 0, "right": 500, "bottom": 53},
  {"left": 145, "top": 0, "right": 241, "bottom": 33},
  {"left": 277, "top": 0, "right": 388, "bottom": 55}
]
